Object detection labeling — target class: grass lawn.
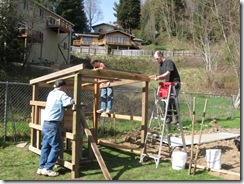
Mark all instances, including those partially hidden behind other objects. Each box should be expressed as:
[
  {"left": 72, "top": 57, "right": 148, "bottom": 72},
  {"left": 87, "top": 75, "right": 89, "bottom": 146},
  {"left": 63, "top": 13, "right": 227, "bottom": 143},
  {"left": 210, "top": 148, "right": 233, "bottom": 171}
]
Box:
[{"left": 0, "top": 141, "right": 225, "bottom": 181}]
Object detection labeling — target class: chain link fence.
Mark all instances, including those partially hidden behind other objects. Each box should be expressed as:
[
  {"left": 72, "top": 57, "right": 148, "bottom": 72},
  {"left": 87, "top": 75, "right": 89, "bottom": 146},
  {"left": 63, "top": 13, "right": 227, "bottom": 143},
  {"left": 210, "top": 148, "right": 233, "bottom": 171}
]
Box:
[{"left": 0, "top": 81, "right": 235, "bottom": 143}]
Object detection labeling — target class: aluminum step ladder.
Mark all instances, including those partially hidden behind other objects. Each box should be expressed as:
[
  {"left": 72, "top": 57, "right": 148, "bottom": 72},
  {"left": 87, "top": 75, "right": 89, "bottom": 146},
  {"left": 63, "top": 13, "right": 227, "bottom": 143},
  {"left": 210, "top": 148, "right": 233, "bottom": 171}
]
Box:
[{"left": 140, "top": 82, "right": 187, "bottom": 168}]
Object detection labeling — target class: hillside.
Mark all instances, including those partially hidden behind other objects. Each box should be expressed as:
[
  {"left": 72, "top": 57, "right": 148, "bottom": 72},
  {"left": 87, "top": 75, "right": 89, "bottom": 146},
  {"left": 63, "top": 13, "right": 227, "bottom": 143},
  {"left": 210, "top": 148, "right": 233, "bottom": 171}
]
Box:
[{"left": 0, "top": 53, "right": 238, "bottom": 96}]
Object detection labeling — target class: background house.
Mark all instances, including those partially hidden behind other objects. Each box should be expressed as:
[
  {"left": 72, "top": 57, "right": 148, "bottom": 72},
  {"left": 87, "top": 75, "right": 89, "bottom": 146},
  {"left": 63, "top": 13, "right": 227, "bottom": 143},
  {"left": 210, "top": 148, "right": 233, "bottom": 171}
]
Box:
[
  {"left": 92, "top": 23, "right": 117, "bottom": 33},
  {"left": 73, "top": 23, "right": 142, "bottom": 54},
  {"left": 18, "top": 0, "right": 74, "bottom": 64}
]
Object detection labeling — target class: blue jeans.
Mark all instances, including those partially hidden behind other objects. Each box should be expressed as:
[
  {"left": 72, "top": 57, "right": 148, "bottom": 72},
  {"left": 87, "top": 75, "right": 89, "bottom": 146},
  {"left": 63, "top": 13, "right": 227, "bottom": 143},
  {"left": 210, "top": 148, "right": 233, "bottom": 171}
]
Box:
[
  {"left": 39, "top": 121, "right": 62, "bottom": 170},
  {"left": 100, "top": 87, "right": 113, "bottom": 110},
  {"left": 175, "top": 82, "right": 181, "bottom": 97},
  {"left": 168, "top": 83, "right": 181, "bottom": 116}
]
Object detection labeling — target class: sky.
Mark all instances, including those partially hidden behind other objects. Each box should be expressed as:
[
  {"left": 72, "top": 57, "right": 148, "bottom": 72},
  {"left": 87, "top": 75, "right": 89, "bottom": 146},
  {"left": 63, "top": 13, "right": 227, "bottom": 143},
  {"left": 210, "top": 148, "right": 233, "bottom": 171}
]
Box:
[{"left": 95, "top": 0, "right": 119, "bottom": 25}]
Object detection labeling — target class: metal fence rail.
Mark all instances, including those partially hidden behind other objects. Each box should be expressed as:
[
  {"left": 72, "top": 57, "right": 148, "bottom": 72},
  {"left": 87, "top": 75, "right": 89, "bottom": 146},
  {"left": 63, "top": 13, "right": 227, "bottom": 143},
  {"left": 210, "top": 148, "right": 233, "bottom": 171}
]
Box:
[{"left": 0, "top": 82, "right": 235, "bottom": 143}]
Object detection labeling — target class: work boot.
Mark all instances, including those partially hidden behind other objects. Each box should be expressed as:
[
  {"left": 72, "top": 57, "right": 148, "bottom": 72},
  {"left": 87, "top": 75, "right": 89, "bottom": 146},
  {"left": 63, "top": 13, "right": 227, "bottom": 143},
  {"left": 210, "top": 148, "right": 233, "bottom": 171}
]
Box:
[{"left": 165, "top": 117, "right": 172, "bottom": 124}]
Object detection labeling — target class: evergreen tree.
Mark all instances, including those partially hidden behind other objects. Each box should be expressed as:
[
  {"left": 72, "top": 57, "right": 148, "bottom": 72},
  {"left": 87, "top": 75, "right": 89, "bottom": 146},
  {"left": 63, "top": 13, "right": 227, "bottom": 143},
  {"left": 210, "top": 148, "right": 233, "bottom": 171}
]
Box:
[
  {"left": 56, "top": 0, "right": 88, "bottom": 33},
  {"left": 115, "top": 0, "right": 141, "bottom": 33},
  {"left": 0, "top": 0, "right": 25, "bottom": 70}
]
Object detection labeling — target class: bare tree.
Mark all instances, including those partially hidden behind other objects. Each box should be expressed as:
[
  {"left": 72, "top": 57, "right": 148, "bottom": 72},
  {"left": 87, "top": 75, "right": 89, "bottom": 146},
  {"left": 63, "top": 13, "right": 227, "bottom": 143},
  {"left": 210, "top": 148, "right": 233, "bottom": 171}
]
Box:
[
  {"left": 145, "top": 14, "right": 157, "bottom": 43},
  {"left": 184, "top": 0, "right": 216, "bottom": 71},
  {"left": 84, "top": 0, "right": 103, "bottom": 33},
  {"left": 211, "top": 0, "right": 240, "bottom": 108}
]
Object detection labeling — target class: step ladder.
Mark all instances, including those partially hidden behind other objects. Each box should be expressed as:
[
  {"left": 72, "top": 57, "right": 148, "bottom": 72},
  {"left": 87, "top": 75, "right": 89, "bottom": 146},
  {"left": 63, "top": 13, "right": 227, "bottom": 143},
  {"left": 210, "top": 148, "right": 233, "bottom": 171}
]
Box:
[{"left": 140, "top": 82, "right": 187, "bottom": 168}]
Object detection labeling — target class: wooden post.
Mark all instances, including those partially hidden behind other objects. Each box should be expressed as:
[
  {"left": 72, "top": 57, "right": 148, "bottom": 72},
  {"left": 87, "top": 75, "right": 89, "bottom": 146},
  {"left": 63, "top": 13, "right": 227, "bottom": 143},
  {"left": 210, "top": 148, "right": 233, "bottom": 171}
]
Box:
[
  {"left": 30, "top": 85, "right": 39, "bottom": 150},
  {"left": 193, "top": 99, "right": 208, "bottom": 175},
  {"left": 188, "top": 97, "right": 196, "bottom": 175},
  {"left": 71, "top": 74, "right": 82, "bottom": 179},
  {"left": 93, "top": 80, "right": 99, "bottom": 143}
]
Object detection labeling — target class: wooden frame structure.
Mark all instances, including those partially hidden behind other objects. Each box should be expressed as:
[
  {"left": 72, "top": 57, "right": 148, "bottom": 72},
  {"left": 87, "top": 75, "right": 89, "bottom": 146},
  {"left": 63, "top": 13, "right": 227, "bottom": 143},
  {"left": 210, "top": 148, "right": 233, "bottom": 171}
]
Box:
[{"left": 29, "top": 63, "right": 150, "bottom": 179}]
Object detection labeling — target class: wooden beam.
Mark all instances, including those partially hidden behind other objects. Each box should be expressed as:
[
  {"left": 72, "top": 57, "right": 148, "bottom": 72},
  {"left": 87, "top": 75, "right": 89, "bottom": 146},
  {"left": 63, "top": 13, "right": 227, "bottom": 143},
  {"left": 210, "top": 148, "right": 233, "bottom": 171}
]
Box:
[
  {"left": 93, "top": 80, "right": 99, "bottom": 143},
  {"left": 30, "top": 100, "right": 46, "bottom": 107},
  {"left": 71, "top": 74, "right": 82, "bottom": 179},
  {"left": 30, "top": 64, "right": 84, "bottom": 84},
  {"left": 191, "top": 164, "right": 240, "bottom": 176},
  {"left": 57, "top": 159, "right": 75, "bottom": 171},
  {"left": 98, "top": 139, "right": 141, "bottom": 155},
  {"left": 80, "top": 68, "right": 150, "bottom": 82},
  {"left": 81, "top": 115, "right": 112, "bottom": 180},
  {"left": 141, "top": 81, "right": 149, "bottom": 144},
  {"left": 29, "top": 123, "right": 42, "bottom": 130},
  {"left": 100, "top": 113, "right": 142, "bottom": 121}
]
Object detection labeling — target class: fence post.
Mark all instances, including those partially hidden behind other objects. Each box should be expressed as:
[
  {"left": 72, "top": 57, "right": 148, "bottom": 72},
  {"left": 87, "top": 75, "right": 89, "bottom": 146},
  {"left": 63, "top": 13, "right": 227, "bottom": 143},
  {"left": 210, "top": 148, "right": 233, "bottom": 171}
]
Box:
[{"left": 3, "top": 82, "right": 9, "bottom": 142}]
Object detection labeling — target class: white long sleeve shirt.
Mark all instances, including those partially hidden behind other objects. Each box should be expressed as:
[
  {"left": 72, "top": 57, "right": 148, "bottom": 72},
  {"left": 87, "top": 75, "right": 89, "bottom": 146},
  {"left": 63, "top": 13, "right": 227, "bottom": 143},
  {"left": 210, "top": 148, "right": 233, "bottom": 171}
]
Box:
[{"left": 44, "top": 88, "right": 74, "bottom": 122}]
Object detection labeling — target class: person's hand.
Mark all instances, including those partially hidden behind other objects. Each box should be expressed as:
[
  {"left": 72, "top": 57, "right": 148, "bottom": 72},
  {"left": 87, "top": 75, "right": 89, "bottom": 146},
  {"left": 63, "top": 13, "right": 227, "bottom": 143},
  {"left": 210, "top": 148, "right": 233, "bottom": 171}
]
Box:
[{"left": 155, "top": 76, "right": 159, "bottom": 81}]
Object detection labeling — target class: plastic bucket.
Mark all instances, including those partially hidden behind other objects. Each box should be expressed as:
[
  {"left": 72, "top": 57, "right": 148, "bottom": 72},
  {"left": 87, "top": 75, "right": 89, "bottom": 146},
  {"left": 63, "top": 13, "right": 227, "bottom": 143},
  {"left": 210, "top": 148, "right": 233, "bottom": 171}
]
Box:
[
  {"left": 205, "top": 149, "right": 221, "bottom": 169},
  {"left": 171, "top": 151, "right": 187, "bottom": 170}
]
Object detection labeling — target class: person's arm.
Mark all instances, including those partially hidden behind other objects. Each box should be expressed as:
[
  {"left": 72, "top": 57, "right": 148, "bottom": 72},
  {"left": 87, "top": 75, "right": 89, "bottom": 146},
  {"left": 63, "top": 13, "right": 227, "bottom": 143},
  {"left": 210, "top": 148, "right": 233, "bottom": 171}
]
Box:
[
  {"left": 62, "top": 93, "right": 75, "bottom": 107},
  {"left": 155, "top": 71, "right": 171, "bottom": 80}
]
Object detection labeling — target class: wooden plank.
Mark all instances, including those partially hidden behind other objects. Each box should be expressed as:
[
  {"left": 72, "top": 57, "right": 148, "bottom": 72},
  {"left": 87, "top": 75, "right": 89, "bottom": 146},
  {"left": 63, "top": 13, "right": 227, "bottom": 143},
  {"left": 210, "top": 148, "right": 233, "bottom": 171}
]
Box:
[
  {"left": 29, "top": 64, "right": 84, "bottom": 84},
  {"left": 98, "top": 139, "right": 141, "bottom": 155},
  {"left": 141, "top": 81, "right": 149, "bottom": 143},
  {"left": 29, "top": 145, "right": 41, "bottom": 155},
  {"left": 65, "top": 132, "right": 75, "bottom": 140},
  {"left": 93, "top": 81, "right": 99, "bottom": 143},
  {"left": 57, "top": 159, "right": 74, "bottom": 171},
  {"left": 71, "top": 74, "right": 82, "bottom": 179},
  {"left": 30, "top": 100, "right": 46, "bottom": 107},
  {"left": 79, "top": 68, "right": 150, "bottom": 82},
  {"left": 81, "top": 116, "right": 112, "bottom": 180},
  {"left": 100, "top": 113, "right": 142, "bottom": 121},
  {"left": 110, "top": 79, "right": 141, "bottom": 87},
  {"left": 191, "top": 164, "right": 240, "bottom": 176},
  {"left": 30, "top": 85, "right": 38, "bottom": 148},
  {"left": 29, "top": 123, "right": 42, "bottom": 130}
]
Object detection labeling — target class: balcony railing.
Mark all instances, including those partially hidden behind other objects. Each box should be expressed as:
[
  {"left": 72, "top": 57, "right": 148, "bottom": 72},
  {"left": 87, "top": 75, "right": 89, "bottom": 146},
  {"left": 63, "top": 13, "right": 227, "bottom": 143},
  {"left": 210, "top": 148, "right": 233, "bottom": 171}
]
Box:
[
  {"left": 18, "top": 27, "right": 44, "bottom": 42},
  {"left": 73, "top": 39, "right": 131, "bottom": 47},
  {"left": 47, "top": 17, "right": 72, "bottom": 33}
]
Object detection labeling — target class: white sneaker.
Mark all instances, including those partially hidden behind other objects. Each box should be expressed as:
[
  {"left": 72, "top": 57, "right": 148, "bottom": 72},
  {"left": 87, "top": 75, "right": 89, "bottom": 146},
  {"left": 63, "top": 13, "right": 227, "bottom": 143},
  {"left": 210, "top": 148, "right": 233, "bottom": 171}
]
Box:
[
  {"left": 96, "top": 109, "right": 105, "bottom": 113},
  {"left": 36, "top": 168, "right": 43, "bottom": 175},
  {"left": 41, "top": 168, "right": 59, "bottom": 177},
  {"left": 106, "top": 109, "right": 111, "bottom": 114}
]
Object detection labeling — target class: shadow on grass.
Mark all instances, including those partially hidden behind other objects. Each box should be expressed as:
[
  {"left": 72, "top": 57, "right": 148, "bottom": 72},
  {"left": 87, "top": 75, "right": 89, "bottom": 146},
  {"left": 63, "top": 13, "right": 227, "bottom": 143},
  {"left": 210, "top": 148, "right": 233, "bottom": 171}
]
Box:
[{"left": 77, "top": 146, "right": 155, "bottom": 180}]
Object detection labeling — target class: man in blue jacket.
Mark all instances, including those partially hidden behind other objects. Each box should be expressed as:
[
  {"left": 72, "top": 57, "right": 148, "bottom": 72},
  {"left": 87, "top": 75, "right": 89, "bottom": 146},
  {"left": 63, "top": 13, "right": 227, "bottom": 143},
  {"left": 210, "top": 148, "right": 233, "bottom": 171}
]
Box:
[{"left": 36, "top": 79, "right": 75, "bottom": 177}]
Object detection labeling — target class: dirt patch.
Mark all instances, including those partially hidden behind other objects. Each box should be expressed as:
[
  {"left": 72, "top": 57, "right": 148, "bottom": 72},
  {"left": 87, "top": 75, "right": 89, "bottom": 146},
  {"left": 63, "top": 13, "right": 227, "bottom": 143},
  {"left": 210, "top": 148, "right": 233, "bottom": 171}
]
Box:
[{"left": 106, "top": 121, "right": 240, "bottom": 180}]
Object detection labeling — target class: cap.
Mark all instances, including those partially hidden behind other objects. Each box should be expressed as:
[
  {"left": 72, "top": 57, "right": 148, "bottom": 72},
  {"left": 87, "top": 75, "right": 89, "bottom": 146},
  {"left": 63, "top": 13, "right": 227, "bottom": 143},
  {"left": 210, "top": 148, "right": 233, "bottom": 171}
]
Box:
[{"left": 53, "top": 79, "right": 67, "bottom": 88}]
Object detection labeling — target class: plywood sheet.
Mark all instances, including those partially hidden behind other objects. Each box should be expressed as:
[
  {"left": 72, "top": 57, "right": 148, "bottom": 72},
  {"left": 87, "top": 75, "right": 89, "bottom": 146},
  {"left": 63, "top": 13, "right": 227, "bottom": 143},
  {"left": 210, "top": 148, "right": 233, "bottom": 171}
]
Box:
[{"left": 161, "top": 132, "right": 240, "bottom": 147}]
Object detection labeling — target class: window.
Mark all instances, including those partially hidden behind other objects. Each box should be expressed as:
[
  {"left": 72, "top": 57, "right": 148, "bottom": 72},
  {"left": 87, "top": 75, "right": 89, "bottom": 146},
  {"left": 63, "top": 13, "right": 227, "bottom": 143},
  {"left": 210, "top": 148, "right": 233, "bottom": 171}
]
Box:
[
  {"left": 64, "top": 42, "right": 67, "bottom": 49},
  {"left": 40, "top": 9, "right": 44, "bottom": 18},
  {"left": 83, "top": 37, "right": 93, "bottom": 43},
  {"left": 106, "top": 35, "right": 128, "bottom": 44},
  {"left": 106, "top": 36, "right": 113, "bottom": 42}
]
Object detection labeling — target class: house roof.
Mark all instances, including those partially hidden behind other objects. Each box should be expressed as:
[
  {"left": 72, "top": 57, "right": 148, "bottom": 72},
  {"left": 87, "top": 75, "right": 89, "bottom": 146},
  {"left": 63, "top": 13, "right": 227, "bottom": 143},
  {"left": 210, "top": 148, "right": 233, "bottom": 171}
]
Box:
[
  {"left": 92, "top": 23, "right": 117, "bottom": 29},
  {"left": 133, "top": 38, "right": 143, "bottom": 42},
  {"left": 98, "top": 30, "right": 135, "bottom": 39},
  {"left": 75, "top": 33, "right": 99, "bottom": 38}
]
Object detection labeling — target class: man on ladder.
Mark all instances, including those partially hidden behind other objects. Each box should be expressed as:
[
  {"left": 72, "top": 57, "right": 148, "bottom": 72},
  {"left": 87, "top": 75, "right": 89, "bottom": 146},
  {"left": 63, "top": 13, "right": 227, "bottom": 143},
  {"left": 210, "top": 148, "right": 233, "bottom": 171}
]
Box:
[
  {"left": 154, "top": 50, "right": 181, "bottom": 124},
  {"left": 140, "top": 50, "right": 186, "bottom": 168}
]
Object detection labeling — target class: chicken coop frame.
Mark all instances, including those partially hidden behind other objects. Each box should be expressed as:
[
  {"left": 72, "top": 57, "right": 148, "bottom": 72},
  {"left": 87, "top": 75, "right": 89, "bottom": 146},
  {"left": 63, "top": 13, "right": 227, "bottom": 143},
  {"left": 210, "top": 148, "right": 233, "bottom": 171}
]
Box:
[{"left": 29, "top": 63, "right": 150, "bottom": 179}]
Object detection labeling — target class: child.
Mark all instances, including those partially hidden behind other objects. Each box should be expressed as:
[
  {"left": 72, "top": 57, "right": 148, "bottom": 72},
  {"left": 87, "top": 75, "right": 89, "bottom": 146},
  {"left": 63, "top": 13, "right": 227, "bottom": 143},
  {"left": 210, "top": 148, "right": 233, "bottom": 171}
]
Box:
[{"left": 90, "top": 59, "right": 113, "bottom": 114}]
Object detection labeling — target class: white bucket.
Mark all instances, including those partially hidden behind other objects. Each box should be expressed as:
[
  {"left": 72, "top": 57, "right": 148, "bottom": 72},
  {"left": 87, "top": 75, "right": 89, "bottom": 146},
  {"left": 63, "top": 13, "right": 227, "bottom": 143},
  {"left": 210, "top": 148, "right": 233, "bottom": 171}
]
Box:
[
  {"left": 171, "top": 151, "right": 187, "bottom": 170},
  {"left": 205, "top": 149, "right": 221, "bottom": 169}
]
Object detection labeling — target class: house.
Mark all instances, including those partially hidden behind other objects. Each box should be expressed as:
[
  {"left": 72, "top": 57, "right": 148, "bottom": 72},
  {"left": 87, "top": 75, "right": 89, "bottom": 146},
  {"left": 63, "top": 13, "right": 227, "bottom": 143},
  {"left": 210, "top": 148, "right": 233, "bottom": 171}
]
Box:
[
  {"left": 92, "top": 23, "right": 118, "bottom": 33},
  {"left": 73, "top": 23, "right": 142, "bottom": 53},
  {"left": 17, "top": 0, "right": 74, "bottom": 64}
]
